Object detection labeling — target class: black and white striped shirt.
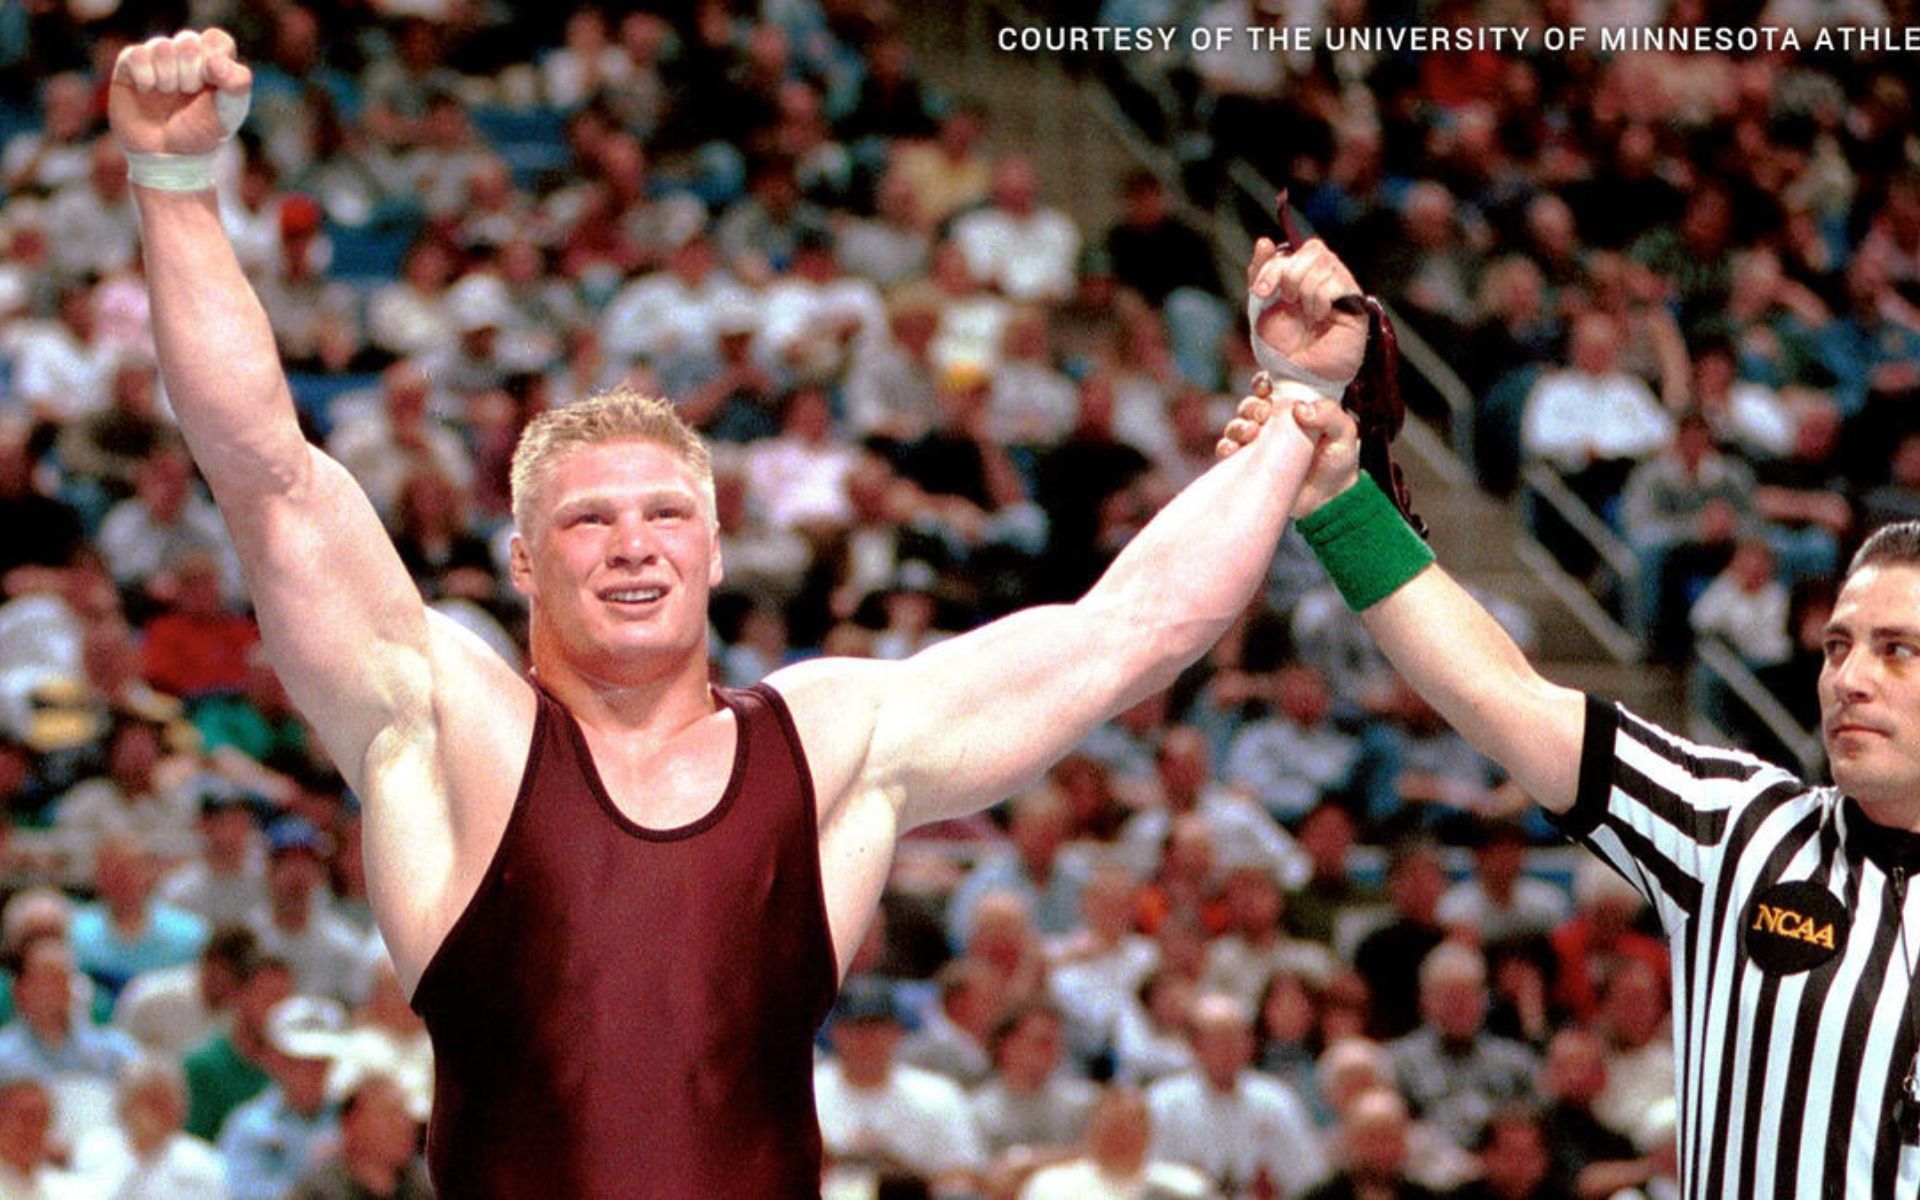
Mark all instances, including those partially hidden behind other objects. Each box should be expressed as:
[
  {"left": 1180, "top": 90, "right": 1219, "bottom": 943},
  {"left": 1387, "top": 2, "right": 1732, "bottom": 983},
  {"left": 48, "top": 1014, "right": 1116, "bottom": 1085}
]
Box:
[{"left": 1557, "top": 696, "right": 1920, "bottom": 1198}]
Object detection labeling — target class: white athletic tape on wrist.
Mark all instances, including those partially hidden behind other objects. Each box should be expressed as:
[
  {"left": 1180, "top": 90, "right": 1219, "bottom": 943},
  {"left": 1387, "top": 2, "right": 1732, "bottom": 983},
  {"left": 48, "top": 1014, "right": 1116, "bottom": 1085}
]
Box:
[
  {"left": 126, "top": 151, "right": 216, "bottom": 191},
  {"left": 1245, "top": 290, "right": 1348, "bottom": 402},
  {"left": 124, "top": 85, "right": 252, "bottom": 193}
]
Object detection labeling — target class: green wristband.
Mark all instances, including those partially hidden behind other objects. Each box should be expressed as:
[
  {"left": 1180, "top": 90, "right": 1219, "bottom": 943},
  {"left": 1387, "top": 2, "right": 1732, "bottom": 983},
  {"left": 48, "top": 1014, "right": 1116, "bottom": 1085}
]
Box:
[{"left": 1297, "top": 474, "right": 1435, "bottom": 611}]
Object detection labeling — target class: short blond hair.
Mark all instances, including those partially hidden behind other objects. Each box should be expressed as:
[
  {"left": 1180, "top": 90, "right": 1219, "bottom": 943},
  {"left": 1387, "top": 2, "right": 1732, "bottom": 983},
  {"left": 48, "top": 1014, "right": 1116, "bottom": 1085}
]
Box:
[{"left": 509, "top": 391, "right": 714, "bottom": 533}]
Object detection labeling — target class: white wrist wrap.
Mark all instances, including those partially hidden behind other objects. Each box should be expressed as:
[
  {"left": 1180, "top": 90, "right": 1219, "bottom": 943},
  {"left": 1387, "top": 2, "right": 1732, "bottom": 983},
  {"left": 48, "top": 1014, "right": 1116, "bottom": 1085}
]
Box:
[
  {"left": 126, "top": 151, "right": 216, "bottom": 191},
  {"left": 124, "top": 86, "right": 252, "bottom": 193},
  {"left": 1246, "top": 290, "right": 1348, "bottom": 401}
]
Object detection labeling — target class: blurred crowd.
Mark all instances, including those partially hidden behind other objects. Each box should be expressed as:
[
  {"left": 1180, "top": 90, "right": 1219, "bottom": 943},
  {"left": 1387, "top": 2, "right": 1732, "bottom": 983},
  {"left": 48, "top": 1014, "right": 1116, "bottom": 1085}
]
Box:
[
  {"left": 1097, "top": 0, "right": 1920, "bottom": 760},
  {"left": 0, "top": 0, "right": 1910, "bottom": 1196}
]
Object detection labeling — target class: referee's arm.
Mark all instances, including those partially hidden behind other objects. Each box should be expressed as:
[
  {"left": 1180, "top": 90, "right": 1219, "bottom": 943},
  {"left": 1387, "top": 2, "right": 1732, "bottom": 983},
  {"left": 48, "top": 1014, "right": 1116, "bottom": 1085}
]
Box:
[
  {"left": 1271, "top": 398, "right": 1589, "bottom": 814},
  {"left": 1358, "top": 564, "right": 1587, "bottom": 814}
]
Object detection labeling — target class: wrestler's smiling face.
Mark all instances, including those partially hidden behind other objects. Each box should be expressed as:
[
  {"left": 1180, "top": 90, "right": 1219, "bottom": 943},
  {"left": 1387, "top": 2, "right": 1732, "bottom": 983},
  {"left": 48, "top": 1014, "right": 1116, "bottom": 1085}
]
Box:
[
  {"left": 512, "top": 439, "right": 721, "bottom": 682},
  {"left": 1821, "top": 563, "right": 1920, "bottom": 828}
]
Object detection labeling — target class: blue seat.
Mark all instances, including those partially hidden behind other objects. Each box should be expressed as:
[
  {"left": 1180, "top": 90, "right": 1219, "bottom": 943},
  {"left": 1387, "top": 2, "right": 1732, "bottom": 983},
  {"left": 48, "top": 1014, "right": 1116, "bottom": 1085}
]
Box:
[
  {"left": 323, "top": 202, "right": 425, "bottom": 283},
  {"left": 286, "top": 371, "right": 383, "bottom": 437},
  {"left": 471, "top": 105, "right": 571, "bottom": 188}
]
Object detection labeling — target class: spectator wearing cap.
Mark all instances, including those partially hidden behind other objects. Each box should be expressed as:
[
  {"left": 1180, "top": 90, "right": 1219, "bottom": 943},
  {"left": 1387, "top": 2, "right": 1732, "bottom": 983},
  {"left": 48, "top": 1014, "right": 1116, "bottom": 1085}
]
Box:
[
  {"left": 69, "top": 1055, "right": 224, "bottom": 1200},
  {"left": 756, "top": 226, "right": 886, "bottom": 381},
  {"left": 250, "top": 193, "right": 370, "bottom": 377},
  {"left": 220, "top": 995, "right": 345, "bottom": 1200},
  {"left": 814, "top": 976, "right": 987, "bottom": 1183},
  {"left": 289, "top": 1067, "right": 432, "bottom": 1200},
  {"left": 1434, "top": 820, "right": 1570, "bottom": 944},
  {"left": 336, "top": 957, "right": 430, "bottom": 1122},
  {"left": 1146, "top": 991, "right": 1327, "bottom": 1197},
  {"left": 69, "top": 833, "right": 210, "bottom": 1001},
  {"left": 182, "top": 952, "right": 293, "bottom": 1143},
  {"left": 158, "top": 783, "right": 267, "bottom": 931},
  {"left": 0, "top": 891, "right": 106, "bottom": 1026},
  {"left": 113, "top": 924, "right": 257, "bottom": 1059},
  {"left": 1102, "top": 171, "right": 1221, "bottom": 313},
  {"left": 0, "top": 932, "right": 139, "bottom": 1088},
  {"left": 249, "top": 819, "right": 370, "bottom": 1004},
  {"left": 426, "top": 272, "right": 518, "bottom": 398}
]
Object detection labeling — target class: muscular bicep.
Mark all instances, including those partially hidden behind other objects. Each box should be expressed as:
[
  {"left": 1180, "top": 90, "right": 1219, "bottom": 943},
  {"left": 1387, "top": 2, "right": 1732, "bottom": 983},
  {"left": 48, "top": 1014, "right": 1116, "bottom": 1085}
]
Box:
[
  {"left": 222, "top": 445, "right": 438, "bottom": 788},
  {"left": 782, "top": 602, "right": 1147, "bottom": 831}
]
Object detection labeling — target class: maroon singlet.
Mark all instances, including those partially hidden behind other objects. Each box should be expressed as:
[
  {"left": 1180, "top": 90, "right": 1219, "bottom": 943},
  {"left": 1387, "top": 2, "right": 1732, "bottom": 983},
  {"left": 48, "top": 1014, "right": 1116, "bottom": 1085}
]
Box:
[{"left": 410, "top": 683, "right": 838, "bottom": 1197}]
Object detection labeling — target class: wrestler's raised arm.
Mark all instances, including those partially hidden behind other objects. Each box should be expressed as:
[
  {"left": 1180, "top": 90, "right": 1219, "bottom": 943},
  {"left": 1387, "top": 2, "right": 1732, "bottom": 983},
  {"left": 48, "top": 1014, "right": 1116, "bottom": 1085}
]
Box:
[
  {"left": 1219, "top": 383, "right": 1586, "bottom": 814},
  {"left": 770, "top": 238, "right": 1368, "bottom": 831},
  {"left": 111, "top": 33, "right": 516, "bottom": 978},
  {"left": 111, "top": 30, "right": 448, "bottom": 785}
]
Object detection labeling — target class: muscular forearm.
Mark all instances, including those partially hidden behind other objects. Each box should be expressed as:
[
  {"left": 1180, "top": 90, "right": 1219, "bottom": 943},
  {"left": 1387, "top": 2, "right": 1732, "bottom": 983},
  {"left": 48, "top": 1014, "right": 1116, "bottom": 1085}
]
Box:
[
  {"left": 137, "top": 188, "right": 310, "bottom": 500},
  {"left": 1078, "top": 407, "right": 1315, "bottom": 702}
]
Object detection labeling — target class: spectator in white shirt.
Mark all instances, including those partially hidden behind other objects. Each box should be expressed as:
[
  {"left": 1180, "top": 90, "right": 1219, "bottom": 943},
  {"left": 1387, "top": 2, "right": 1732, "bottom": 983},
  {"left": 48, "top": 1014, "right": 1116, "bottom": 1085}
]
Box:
[
  {"left": 952, "top": 157, "right": 1081, "bottom": 303},
  {"left": 1436, "top": 820, "right": 1571, "bottom": 944},
  {"left": 248, "top": 819, "right": 370, "bottom": 1005},
  {"left": 1146, "top": 992, "right": 1327, "bottom": 1197},
  {"left": 814, "top": 978, "right": 987, "bottom": 1184},
  {"left": 1019, "top": 1085, "right": 1217, "bottom": 1199},
  {"left": 70, "top": 1056, "right": 224, "bottom": 1200}
]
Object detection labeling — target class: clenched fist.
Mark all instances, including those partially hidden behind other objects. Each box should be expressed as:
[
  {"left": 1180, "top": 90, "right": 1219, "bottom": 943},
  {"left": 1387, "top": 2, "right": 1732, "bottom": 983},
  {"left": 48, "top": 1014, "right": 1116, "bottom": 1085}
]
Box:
[{"left": 109, "top": 29, "right": 252, "bottom": 159}]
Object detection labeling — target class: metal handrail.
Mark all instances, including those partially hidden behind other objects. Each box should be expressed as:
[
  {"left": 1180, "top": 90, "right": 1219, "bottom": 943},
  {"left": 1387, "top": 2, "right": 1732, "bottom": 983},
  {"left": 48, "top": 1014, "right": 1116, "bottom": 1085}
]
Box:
[
  {"left": 1518, "top": 461, "right": 1643, "bottom": 586},
  {"left": 1692, "top": 638, "right": 1824, "bottom": 778}
]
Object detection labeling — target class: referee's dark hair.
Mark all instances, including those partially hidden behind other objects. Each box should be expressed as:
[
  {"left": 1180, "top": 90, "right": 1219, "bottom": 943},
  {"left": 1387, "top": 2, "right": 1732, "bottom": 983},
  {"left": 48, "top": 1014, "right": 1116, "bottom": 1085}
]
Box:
[{"left": 1846, "top": 519, "right": 1920, "bottom": 578}]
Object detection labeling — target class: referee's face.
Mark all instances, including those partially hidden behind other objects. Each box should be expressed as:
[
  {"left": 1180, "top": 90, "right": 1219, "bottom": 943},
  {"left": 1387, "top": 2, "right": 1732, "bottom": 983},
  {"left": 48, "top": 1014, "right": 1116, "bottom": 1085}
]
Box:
[{"left": 1821, "top": 563, "right": 1920, "bottom": 826}]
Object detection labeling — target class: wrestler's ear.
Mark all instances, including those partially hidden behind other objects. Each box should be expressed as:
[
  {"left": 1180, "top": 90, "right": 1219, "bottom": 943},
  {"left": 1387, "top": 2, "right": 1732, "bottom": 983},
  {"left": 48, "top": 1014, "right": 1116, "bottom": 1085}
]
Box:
[{"left": 507, "top": 532, "right": 536, "bottom": 598}]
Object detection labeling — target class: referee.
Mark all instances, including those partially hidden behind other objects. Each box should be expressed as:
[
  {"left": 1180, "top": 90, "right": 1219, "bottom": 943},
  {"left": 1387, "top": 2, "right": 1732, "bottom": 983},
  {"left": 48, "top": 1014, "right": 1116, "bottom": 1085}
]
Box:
[{"left": 1225, "top": 237, "right": 1920, "bottom": 1197}]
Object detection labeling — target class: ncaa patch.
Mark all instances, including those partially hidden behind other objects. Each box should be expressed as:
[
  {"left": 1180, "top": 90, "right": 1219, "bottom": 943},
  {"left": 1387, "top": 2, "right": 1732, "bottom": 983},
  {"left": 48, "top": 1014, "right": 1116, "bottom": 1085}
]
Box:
[{"left": 1745, "top": 880, "right": 1848, "bottom": 974}]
